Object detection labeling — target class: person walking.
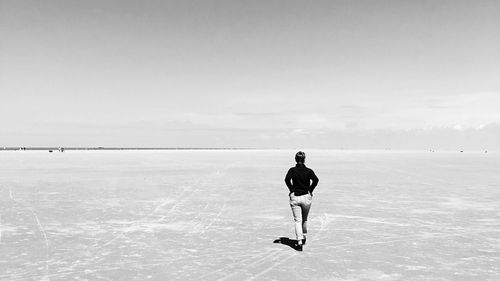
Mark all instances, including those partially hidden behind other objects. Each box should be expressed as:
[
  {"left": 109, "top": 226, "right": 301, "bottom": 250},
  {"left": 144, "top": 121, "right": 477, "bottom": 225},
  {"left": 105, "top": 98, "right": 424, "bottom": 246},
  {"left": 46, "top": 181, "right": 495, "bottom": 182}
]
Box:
[{"left": 285, "top": 151, "right": 319, "bottom": 251}]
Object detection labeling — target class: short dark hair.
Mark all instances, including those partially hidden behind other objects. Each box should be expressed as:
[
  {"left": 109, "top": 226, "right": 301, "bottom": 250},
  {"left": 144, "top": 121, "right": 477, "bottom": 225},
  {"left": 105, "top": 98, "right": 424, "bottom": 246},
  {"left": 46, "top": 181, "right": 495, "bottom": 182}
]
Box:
[{"left": 295, "top": 151, "right": 306, "bottom": 163}]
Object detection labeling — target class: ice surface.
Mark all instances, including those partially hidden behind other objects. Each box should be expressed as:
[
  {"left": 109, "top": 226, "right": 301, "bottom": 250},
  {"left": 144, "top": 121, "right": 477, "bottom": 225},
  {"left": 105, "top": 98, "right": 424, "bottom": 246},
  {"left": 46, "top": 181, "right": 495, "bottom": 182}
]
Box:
[{"left": 1, "top": 150, "right": 499, "bottom": 280}]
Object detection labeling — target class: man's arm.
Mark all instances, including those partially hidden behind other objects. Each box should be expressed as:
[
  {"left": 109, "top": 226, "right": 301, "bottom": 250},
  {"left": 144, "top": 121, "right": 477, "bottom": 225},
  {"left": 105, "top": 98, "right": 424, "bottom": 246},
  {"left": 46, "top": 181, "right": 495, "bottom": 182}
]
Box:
[
  {"left": 309, "top": 169, "right": 319, "bottom": 195},
  {"left": 284, "top": 168, "right": 293, "bottom": 193}
]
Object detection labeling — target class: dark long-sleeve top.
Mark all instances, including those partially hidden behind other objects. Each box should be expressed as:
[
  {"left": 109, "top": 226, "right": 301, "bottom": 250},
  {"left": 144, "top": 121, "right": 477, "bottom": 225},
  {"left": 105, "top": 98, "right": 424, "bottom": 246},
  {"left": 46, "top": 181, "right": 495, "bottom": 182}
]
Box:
[{"left": 284, "top": 164, "right": 319, "bottom": 196}]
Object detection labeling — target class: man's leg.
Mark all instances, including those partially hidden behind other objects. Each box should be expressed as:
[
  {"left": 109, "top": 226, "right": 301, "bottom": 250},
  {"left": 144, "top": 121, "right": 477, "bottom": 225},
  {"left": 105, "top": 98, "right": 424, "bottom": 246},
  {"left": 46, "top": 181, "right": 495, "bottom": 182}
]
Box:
[
  {"left": 301, "top": 195, "right": 312, "bottom": 241},
  {"left": 290, "top": 198, "right": 304, "bottom": 242}
]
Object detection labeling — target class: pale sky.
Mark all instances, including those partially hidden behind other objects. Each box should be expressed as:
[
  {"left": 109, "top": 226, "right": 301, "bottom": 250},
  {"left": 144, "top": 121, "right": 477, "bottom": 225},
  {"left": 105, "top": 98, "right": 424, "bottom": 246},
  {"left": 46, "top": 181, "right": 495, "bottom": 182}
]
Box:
[{"left": 1, "top": 0, "right": 499, "bottom": 149}]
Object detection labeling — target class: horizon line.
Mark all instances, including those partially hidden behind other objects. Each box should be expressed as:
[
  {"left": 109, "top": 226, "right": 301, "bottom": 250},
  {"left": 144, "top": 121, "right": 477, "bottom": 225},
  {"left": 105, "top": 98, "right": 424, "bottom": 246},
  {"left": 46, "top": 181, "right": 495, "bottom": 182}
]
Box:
[{"left": 1, "top": 147, "right": 494, "bottom": 152}]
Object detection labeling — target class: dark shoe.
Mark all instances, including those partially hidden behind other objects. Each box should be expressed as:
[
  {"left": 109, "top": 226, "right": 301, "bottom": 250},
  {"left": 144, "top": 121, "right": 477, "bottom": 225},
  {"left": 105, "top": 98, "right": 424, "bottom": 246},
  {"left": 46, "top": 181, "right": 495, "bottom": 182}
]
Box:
[
  {"left": 296, "top": 244, "right": 303, "bottom": 251},
  {"left": 302, "top": 237, "right": 306, "bottom": 245}
]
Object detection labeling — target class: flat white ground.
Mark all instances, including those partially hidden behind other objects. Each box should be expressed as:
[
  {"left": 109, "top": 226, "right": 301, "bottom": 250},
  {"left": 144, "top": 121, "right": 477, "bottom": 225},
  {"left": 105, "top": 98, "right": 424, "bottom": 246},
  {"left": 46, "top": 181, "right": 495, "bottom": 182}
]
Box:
[{"left": 0, "top": 150, "right": 499, "bottom": 281}]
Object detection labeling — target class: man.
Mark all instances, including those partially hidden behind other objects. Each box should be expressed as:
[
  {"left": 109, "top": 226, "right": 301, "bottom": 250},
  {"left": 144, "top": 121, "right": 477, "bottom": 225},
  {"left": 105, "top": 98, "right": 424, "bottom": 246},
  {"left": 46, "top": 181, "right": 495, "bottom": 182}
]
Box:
[{"left": 284, "top": 151, "right": 319, "bottom": 251}]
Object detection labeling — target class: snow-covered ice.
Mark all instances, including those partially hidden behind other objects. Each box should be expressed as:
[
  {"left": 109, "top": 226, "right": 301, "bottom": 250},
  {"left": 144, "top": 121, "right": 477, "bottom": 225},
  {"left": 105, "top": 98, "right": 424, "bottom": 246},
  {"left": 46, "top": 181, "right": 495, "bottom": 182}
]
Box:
[{"left": 1, "top": 150, "right": 499, "bottom": 280}]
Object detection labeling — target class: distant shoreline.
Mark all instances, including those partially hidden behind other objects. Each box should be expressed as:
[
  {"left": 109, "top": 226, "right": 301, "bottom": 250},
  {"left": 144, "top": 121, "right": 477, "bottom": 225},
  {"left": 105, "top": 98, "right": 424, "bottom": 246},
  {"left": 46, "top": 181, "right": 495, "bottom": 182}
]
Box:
[
  {"left": 1, "top": 147, "right": 495, "bottom": 153},
  {"left": 0, "top": 147, "right": 258, "bottom": 151}
]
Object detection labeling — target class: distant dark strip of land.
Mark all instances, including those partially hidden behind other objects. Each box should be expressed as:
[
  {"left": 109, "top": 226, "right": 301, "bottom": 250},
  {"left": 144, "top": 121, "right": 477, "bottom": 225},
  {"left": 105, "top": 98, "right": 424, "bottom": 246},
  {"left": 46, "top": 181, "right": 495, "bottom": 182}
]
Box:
[{"left": 1, "top": 147, "right": 257, "bottom": 151}]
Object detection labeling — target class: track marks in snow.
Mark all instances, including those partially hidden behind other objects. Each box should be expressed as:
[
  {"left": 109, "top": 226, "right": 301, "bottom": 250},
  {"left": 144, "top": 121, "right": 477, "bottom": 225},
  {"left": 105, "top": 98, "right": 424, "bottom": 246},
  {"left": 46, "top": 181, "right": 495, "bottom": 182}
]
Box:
[
  {"left": 154, "top": 187, "right": 195, "bottom": 223},
  {"left": 200, "top": 248, "right": 283, "bottom": 281},
  {"left": 244, "top": 253, "right": 293, "bottom": 281},
  {"left": 97, "top": 183, "right": 199, "bottom": 249},
  {"left": 97, "top": 168, "right": 228, "bottom": 255},
  {"left": 200, "top": 201, "right": 227, "bottom": 235},
  {"left": 7, "top": 186, "right": 51, "bottom": 281},
  {"left": 30, "top": 209, "right": 50, "bottom": 281}
]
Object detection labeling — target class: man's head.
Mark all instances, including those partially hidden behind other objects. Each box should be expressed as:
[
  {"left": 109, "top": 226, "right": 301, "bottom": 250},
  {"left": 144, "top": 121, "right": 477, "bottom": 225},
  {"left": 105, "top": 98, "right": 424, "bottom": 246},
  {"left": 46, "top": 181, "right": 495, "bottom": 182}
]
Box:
[{"left": 295, "top": 151, "right": 306, "bottom": 164}]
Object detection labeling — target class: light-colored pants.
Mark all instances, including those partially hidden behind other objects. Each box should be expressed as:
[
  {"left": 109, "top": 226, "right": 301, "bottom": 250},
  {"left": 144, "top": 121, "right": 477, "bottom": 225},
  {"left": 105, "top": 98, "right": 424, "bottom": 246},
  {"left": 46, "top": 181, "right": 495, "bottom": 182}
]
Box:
[{"left": 289, "top": 193, "right": 312, "bottom": 240}]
